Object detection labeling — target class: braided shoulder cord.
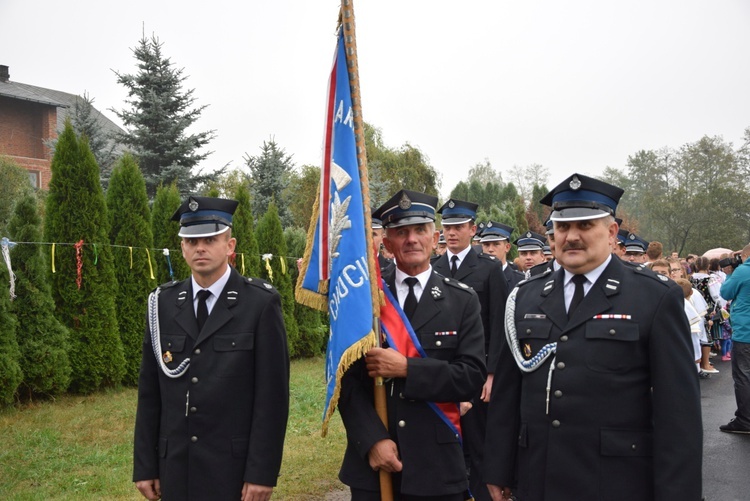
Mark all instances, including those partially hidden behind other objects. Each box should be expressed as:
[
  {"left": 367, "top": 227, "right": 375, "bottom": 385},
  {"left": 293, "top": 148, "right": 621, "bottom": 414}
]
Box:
[{"left": 149, "top": 288, "right": 191, "bottom": 378}]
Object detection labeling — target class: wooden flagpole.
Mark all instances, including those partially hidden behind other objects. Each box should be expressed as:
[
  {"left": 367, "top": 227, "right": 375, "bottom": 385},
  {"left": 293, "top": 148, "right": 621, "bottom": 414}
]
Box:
[{"left": 339, "top": 1, "right": 393, "bottom": 499}]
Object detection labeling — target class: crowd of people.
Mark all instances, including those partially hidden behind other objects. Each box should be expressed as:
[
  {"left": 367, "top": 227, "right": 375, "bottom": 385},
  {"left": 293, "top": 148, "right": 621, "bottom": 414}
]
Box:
[{"left": 132, "top": 177, "right": 749, "bottom": 501}]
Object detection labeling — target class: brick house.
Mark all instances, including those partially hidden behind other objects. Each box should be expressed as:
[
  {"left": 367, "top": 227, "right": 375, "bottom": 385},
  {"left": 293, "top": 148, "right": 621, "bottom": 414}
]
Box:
[{"left": 0, "top": 64, "right": 125, "bottom": 189}]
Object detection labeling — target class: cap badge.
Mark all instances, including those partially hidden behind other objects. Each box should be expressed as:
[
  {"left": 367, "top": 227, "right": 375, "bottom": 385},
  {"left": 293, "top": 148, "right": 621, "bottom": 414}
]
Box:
[
  {"left": 569, "top": 176, "right": 582, "bottom": 190},
  {"left": 398, "top": 192, "right": 412, "bottom": 210},
  {"left": 526, "top": 232, "right": 532, "bottom": 238},
  {"left": 188, "top": 198, "right": 199, "bottom": 212},
  {"left": 487, "top": 222, "right": 493, "bottom": 227},
  {"left": 629, "top": 233, "right": 636, "bottom": 240},
  {"left": 448, "top": 200, "right": 455, "bottom": 208}
]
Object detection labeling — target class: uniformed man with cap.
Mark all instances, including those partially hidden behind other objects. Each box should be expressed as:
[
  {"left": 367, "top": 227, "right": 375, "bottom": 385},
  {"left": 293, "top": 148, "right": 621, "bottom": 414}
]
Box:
[
  {"left": 133, "top": 196, "right": 290, "bottom": 501},
  {"left": 435, "top": 230, "right": 448, "bottom": 256},
  {"left": 514, "top": 231, "right": 548, "bottom": 278},
  {"left": 614, "top": 227, "right": 629, "bottom": 258},
  {"left": 623, "top": 232, "right": 649, "bottom": 264},
  {"left": 337, "top": 190, "right": 486, "bottom": 500},
  {"left": 484, "top": 174, "right": 702, "bottom": 501},
  {"left": 432, "top": 199, "right": 509, "bottom": 501},
  {"left": 480, "top": 221, "right": 524, "bottom": 289}
]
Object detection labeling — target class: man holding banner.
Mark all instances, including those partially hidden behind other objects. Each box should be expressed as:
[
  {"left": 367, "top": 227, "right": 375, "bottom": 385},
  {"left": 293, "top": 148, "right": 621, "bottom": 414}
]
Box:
[{"left": 337, "top": 189, "right": 486, "bottom": 500}]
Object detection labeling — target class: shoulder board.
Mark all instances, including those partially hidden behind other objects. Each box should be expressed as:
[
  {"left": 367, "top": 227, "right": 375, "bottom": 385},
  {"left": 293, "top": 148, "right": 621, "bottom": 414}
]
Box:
[
  {"left": 440, "top": 276, "right": 475, "bottom": 293},
  {"left": 477, "top": 253, "right": 498, "bottom": 262},
  {"left": 631, "top": 265, "right": 671, "bottom": 286},
  {"left": 157, "top": 280, "right": 180, "bottom": 290},
  {"left": 243, "top": 276, "right": 277, "bottom": 293},
  {"left": 517, "top": 268, "right": 552, "bottom": 287}
]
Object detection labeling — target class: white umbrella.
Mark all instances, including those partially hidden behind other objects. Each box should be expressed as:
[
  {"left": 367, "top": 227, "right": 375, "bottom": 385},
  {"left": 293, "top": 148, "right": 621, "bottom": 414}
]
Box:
[{"left": 702, "top": 247, "right": 733, "bottom": 260}]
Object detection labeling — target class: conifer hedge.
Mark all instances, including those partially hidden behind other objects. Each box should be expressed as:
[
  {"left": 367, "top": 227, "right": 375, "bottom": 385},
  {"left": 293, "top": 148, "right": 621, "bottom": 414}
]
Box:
[{"left": 151, "top": 184, "right": 189, "bottom": 284}]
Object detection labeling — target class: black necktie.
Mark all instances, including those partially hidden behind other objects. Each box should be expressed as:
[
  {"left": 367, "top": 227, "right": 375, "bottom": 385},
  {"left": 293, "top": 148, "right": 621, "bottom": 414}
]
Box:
[
  {"left": 403, "top": 277, "right": 419, "bottom": 319},
  {"left": 568, "top": 275, "right": 587, "bottom": 318},
  {"left": 450, "top": 255, "right": 459, "bottom": 277},
  {"left": 196, "top": 289, "right": 211, "bottom": 331}
]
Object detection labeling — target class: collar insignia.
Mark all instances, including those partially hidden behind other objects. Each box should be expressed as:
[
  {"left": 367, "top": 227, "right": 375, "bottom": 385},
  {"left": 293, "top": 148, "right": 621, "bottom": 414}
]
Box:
[{"left": 431, "top": 286, "right": 442, "bottom": 298}]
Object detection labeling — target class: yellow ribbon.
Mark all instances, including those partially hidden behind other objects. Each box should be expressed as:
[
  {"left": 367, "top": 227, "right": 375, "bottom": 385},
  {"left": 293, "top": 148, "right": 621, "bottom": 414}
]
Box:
[
  {"left": 262, "top": 254, "right": 273, "bottom": 282},
  {"left": 146, "top": 248, "right": 155, "bottom": 280},
  {"left": 51, "top": 243, "right": 56, "bottom": 273},
  {"left": 240, "top": 253, "right": 246, "bottom": 276},
  {"left": 129, "top": 246, "right": 133, "bottom": 269},
  {"left": 280, "top": 255, "right": 286, "bottom": 275}
]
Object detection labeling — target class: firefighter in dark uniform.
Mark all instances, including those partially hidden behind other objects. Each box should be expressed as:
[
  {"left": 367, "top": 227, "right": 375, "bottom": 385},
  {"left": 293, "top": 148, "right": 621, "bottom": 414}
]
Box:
[
  {"left": 484, "top": 174, "right": 703, "bottom": 501},
  {"left": 133, "top": 196, "right": 290, "bottom": 501},
  {"left": 372, "top": 216, "right": 395, "bottom": 275},
  {"left": 432, "top": 199, "right": 509, "bottom": 501},
  {"left": 338, "top": 190, "right": 486, "bottom": 500},
  {"left": 479, "top": 221, "right": 524, "bottom": 290}
]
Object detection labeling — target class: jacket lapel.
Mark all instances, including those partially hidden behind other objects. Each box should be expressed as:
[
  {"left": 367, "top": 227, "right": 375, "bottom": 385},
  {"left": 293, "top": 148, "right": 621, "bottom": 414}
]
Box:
[
  {"left": 563, "top": 258, "right": 623, "bottom": 333},
  {"left": 194, "top": 269, "right": 241, "bottom": 347},
  {"left": 538, "top": 268, "right": 568, "bottom": 331},
  {"left": 408, "top": 272, "right": 443, "bottom": 331},
  {"left": 452, "top": 248, "right": 477, "bottom": 282},
  {"left": 432, "top": 253, "right": 450, "bottom": 276},
  {"left": 174, "top": 281, "right": 199, "bottom": 340}
]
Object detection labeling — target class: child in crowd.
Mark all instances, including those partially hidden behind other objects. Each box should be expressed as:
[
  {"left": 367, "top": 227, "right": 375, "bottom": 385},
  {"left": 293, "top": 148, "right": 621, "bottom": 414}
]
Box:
[{"left": 676, "top": 278, "right": 707, "bottom": 376}]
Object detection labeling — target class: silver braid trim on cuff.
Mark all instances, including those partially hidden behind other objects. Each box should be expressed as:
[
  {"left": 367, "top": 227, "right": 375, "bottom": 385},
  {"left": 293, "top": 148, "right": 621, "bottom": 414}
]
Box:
[
  {"left": 505, "top": 286, "right": 557, "bottom": 373},
  {"left": 149, "top": 288, "right": 190, "bottom": 378}
]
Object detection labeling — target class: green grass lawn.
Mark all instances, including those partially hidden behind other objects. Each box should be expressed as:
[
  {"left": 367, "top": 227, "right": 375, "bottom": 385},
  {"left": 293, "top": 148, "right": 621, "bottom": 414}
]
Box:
[{"left": 0, "top": 356, "right": 348, "bottom": 500}]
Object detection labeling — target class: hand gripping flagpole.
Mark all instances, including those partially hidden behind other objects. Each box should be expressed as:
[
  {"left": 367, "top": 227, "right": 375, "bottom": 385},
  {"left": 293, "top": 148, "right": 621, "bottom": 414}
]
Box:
[{"left": 339, "top": 2, "right": 393, "bottom": 499}]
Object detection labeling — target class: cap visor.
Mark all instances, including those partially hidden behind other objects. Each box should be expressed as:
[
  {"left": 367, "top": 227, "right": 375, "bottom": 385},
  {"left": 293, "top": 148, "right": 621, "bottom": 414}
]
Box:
[
  {"left": 178, "top": 224, "right": 231, "bottom": 238},
  {"left": 441, "top": 217, "right": 473, "bottom": 226},
  {"left": 550, "top": 208, "right": 610, "bottom": 222}
]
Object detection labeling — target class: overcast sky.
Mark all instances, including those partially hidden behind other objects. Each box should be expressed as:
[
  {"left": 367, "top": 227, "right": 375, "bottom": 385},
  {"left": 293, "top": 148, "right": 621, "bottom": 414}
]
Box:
[{"left": 3, "top": 0, "right": 749, "bottom": 198}]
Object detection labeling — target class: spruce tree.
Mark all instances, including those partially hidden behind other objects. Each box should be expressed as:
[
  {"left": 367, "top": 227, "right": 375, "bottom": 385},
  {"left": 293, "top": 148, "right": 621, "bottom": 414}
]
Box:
[
  {"left": 256, "top": 202, "right": 299, "bottom": 357},
  {"left": 8, "top": 194, "right": 71, "bottom": 399},
  {"left": 151, "top": 184, "right": 190, "bottom": 284},
  {"left": 113, "top": 34, "right": 216, "bottom": 198},
  {"left": 107, "top": 154, "right": 155, "bottom": 385},
  {"left": 71, "top": 93, "right": 117, "bottom": 188},
  {"left": 245, "top": 140, "right": 294, "bottom": 227},
  {"left": 0, "top": 258, "right": 22, "bottom": 405},
  {"left": 232, "top": 185, "right": 261, "bottom": 277},
  {"left": 44, "top": 120, "right": 125, "bottom": 393}
]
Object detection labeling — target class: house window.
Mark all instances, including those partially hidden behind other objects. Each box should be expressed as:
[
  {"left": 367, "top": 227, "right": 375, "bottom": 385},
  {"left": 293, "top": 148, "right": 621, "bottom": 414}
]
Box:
[{"left": 28, "top": 170, "right": 40, "bottom": 189}]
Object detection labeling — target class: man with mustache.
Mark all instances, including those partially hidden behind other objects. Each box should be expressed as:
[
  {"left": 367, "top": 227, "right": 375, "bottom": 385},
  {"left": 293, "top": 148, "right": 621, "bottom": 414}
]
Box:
[{"left": 484, "top": 173, "right": 702, "bottom": 501}]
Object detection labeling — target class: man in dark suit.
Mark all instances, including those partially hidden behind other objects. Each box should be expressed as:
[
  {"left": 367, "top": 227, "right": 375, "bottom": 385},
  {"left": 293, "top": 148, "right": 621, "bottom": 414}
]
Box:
[
  {"left": 484, "top": 174, "right": 703, "bottom": 501},
  {"left": 133, "top": 196, "right": 290, "bottom": 501},
  {"left": 432, "top": 199, "right": 508, "bottom": 501},
  {"left": 479, "top": 221, "right": 524, "bottom": 289},
  {"left": 338, "top": 190, "right": 486, "bottom": 500},
  {"left": 514, "top": 231, "right": 548, "bottom": 279}
]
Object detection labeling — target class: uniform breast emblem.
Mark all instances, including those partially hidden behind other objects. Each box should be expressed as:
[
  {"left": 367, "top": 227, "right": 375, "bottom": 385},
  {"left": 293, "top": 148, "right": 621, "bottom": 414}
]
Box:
[
  {"left": 163, "top": 351, "right": 173, "bottom": 363},
  {"left": 523, "top": 343, "right": 532, "bottom": 358}
]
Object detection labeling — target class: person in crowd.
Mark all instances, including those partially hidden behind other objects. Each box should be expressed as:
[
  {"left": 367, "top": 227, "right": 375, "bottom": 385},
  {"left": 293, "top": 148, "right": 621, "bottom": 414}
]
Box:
[
  {"left": 623, "top": 233, "right": 649, "bottom": 264},
  {"left": 133, "top": 196, "right": 290, "bottom": 501},
  {"left": 719, "top": 244, "right": 750, "bottom": 434},
  {"left": 514, "top": 231, "right": 548, "bottom": 278},
  {"left": 435, "top": 230, "right": 448, "bottom": 256},
  {"left": 649, "top": 259, "right": 670, "bottom": 277},
  {"left": 480, "top": 221, "right": 524, "bottom": 289},
  {"left": 646, "top": 240, "right": 663, "bottom": 264},
  {"left": 692, "top": 256, "right": 725, "bottom": 374},
  {"left": 372, "top": 216, "right": 395, "bottom": 275},
  {"left": 337, "top": 189, "right": 486, "bottom": 499},
  {"left": 676, "top": 278, "right": 707, "bottom": 376},
  {"left": 432, "top": 199, "right": 509, "bottom": 501},
  {"left": 484, "top": 173, "right": 702, "bottom": 501},
  {"left": 614, "top": 228, "right": 629, "bottom": 258}
]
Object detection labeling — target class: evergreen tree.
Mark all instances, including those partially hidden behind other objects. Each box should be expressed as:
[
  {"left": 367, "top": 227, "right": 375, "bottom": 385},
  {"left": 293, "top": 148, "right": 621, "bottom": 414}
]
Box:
[
  {"left": 245, "top": 139, "right": 294, "bottom": 227},
  {"left": 0, "top": 258, "right": 22, "bottom": 405},
  {"left": 232, "top": 184, "right": 261, "bottom": 277},
  {"left": 112, "top": 34, "right": 216, "bottom": 198},
  {"left": 152, "top": 184, "right": 190, "bottom": 283},
  {"left": 71, "top": 93, "right": 117, "bottom": 187},
  {"left": 285, "top": 227, "right": 326, "bottom": 357},
  {"left": 256, "top": 202, "right": 299, "bottom": 357},
  {"left": 0, "top": 156, "right": 33, "bottom": 235},
  {"left": 8, "top": 194, "right": 71, "bottom": 399},
  {"left": 44, "top": 120, "right": 125, "bottom": 393},
  {"left": 107, "top": 154, "right": 155, "bottom": 385}
]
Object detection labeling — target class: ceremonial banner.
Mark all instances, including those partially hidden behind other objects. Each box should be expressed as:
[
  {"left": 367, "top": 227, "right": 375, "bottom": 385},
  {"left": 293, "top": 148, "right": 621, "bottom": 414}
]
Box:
[{"left": 296, "top": 27, "right": 376, "bottom": 433}]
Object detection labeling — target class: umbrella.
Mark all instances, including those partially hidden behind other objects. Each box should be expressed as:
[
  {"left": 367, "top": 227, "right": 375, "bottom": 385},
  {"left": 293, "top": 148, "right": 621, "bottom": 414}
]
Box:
[{"left": 702, "top": 248, "right": 733, "bottom": 260}]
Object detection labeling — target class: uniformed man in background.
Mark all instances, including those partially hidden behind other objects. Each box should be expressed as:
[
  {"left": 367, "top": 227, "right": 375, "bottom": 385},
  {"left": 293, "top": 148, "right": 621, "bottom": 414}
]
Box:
[
  {"left": 484, "top": 173, "right": 702, "bottom": 501},
  {"left": 133, "top": 196, "right": 290, "bottom": 501},
  {"left": 480, "top": 221, "right": 524, "bottom": 289},
  {"left": 514, "top": 231, "right": 548, "bottom": 278},
  {"left": 623, "top": 232, "right": 649, "bottom": 264},
  {"left": 432, "top": 199, "right": 508, "bottom": 501}
]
